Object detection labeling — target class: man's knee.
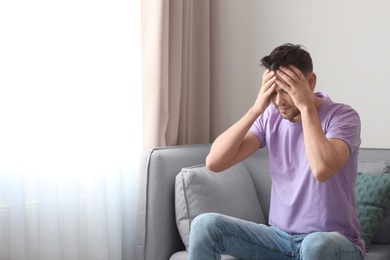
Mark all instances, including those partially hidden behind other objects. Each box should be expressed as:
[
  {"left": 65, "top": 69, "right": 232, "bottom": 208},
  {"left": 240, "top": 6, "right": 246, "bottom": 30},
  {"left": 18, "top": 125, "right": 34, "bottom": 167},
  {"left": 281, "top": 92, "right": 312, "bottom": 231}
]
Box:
[
  {"left": 191, "top": 213, "right": 225, "bottom": 236},
  {"left": 300, "top": 232, "right": 338, "bottom": 259},
  {"left": 189, "top": 213, "right": 226, "bottom": 253}
]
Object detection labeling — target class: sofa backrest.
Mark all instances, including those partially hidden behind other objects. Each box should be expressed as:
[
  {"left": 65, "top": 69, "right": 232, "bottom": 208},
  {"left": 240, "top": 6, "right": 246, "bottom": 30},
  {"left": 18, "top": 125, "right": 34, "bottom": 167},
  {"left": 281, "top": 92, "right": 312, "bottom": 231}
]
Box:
[
  {"left": 359, "top": 148, "right": 390, "bottom": 164},
  {"left": 241, "top": 148, "right": 272, "bottom": 223}
]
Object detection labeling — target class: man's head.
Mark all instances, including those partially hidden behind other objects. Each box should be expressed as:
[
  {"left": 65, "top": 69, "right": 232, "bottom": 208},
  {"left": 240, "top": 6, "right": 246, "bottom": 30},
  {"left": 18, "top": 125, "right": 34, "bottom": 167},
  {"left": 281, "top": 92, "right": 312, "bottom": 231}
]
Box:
[
  {"left": 260, "top": 44, "right": 317, "bottom": 122},
  {"left": 260, "top": 43, "right": 313, "bottom": 75}
]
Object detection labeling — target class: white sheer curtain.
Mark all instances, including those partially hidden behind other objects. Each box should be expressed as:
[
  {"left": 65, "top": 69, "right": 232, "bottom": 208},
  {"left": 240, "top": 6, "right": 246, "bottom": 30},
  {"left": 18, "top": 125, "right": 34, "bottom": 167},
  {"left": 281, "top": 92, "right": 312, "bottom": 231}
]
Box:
[{"left": 0, "top": 1, "right": 141, "bottom": 260}]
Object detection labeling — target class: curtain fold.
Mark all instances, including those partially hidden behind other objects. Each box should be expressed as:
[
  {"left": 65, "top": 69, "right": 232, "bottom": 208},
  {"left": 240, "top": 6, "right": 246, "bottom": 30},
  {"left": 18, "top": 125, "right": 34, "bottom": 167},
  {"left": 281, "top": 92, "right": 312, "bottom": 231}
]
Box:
[{"left": 142, "top": 0, "right": 211, "bottom": 149}]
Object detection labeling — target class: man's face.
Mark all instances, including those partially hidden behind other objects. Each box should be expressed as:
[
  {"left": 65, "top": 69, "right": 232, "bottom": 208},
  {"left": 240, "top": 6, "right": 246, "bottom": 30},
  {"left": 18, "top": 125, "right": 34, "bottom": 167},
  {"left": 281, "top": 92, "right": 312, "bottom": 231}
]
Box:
[{"left": 271, "top": 86, "right": 301, "bottom": 122}]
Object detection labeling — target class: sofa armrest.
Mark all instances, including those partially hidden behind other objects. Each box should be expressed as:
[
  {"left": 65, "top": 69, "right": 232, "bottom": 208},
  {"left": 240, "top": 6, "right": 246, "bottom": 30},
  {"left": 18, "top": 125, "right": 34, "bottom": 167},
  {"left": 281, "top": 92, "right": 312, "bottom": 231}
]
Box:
[{"left": 135, "top": 144, "right": 211, "bottom": 260}]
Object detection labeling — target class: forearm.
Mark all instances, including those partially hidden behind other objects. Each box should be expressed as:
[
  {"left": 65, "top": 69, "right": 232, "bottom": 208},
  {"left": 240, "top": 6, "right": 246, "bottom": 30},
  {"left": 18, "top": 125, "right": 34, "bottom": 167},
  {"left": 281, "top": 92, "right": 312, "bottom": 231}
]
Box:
[
  {"left": 300, "top": 105, "right": 344, "bottom": 182},
  {"left": 206, "top": 107, "right": 261, "bottom": 172},
  {"left": 207, "top": 69, "right": 275, "bottom": 172}
]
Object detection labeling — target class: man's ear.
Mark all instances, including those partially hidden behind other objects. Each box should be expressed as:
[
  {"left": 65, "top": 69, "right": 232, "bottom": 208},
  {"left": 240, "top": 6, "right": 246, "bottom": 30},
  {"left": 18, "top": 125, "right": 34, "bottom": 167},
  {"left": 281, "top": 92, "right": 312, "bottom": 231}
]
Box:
[{"left": 307, "top": 72, "right": 317, "bottom": 90}]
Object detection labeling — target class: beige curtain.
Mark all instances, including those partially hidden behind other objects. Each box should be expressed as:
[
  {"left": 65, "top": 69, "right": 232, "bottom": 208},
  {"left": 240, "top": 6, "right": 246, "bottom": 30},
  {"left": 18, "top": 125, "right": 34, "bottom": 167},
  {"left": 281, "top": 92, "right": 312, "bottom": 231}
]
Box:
[{"left": 142, "top": 0, "right": 211, "bottom": 149}]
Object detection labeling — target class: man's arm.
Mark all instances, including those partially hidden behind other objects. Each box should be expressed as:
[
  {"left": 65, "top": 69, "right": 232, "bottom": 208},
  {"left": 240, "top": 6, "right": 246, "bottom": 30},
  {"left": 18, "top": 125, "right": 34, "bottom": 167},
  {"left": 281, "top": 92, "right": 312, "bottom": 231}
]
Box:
[
  {"left": 206, "top": 112, "right": 261, "bottom": 172},
  {"left": 276, "top": 65, "right": 350, "bottom": 182},
  {"left": 299, "top": 105, "right": 351, "bottom": 182},
  {"left": 206, "top": 69, "right": 276, "bottom": 172}
]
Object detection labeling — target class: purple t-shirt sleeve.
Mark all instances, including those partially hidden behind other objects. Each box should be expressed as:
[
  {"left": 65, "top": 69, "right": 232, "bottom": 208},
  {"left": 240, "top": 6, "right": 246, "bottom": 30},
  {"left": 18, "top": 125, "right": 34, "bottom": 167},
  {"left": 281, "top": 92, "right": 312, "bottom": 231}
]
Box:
[
  {"left": 250, "top": 118, "right": 265, "bottom": 148},
  {"left": 322, "top": 104, "right": 361, "bottom": 154},
  {"left": 249, "top": 106, "right": 273, "bottom": 148}
]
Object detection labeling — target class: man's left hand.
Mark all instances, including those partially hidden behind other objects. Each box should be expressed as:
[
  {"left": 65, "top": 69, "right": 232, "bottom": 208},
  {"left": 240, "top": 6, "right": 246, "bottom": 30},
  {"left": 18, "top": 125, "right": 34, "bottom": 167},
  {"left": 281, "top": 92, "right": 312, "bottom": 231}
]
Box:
[{"left": 275, "top": 65, "right": 315, "bottom": 110}]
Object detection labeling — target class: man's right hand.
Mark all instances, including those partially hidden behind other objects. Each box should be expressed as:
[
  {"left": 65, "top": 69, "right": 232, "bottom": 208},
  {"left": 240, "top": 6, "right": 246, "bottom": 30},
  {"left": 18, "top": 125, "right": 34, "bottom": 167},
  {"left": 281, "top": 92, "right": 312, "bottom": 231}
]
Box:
[{"left": 252, "top": 69, "right": 276, "bottom": 115}]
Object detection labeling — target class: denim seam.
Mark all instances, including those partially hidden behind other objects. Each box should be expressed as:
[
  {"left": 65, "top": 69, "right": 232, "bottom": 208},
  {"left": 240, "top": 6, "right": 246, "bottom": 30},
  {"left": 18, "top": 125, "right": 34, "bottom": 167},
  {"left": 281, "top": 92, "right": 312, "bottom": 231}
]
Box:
[
  {"left": 219, "top": 232, "right": 293, "bottom": 257},
  {"left": 290, "top": 235, "right": 295, "bottom": 258}
]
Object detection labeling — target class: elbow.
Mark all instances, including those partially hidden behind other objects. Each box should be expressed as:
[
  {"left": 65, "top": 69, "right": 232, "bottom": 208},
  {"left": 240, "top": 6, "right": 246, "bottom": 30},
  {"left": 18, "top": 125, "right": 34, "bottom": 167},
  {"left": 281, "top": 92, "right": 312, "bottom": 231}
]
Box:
[
  {"left": 205, "top": 161, "right": 223, "bottom": 173},
  {"left": 311, "top": 166, "right": 334, "bottom": 183},
  {"left": 205, "top": 155, "right": 225, "bottom": 173},
  {"left": 313, "top": 173, "right": 329, "bottom": 183}
]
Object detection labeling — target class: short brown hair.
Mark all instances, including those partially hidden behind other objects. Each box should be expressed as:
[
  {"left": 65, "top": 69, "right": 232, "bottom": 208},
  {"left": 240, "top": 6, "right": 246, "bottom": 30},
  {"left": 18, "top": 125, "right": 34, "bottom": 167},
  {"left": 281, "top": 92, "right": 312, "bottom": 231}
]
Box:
[{"left": 260, "top": 43, "right": 313, "bottom": 74}]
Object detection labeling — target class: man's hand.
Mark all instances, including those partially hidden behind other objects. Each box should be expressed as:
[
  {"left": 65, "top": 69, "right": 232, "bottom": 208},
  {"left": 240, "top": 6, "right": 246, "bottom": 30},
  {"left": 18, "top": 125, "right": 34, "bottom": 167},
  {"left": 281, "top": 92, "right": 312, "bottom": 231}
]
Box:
[
  {"left": 275, "top": 65, "right": 315, "bottom": 110},
  {"left": 252, "top": 69, "right": 277, "bottom": 115}
]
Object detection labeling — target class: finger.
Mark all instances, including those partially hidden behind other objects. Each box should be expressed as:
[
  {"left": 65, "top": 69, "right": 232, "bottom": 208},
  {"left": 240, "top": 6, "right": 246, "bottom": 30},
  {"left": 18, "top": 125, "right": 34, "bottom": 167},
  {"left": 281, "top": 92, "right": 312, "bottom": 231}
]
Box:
[
  {"left": 262, "top": 69, "right": 275, "bottom": 82},
  {"left": 263, "top": 68, "right": 270, "bottom": 75},
  {"left": 262, "top": 75, "right": 276, "bottom": 91},
  {"left": 287, "top": 65, "right": 305, "bottom": 79},
  {"left": 265, "top": 82, "right": 277, "bottom": 94},
  {"left": 277, "top": 69, "right": 303, "bottom": 89},
  {"left": 275, "top": 77, "right": 290, "bottom": 93},
  {"left": 277, "top": 66, "right": 297, "bottom": 84},
  {"left": 262, "top": 71, "right": 275, "bottom": 89}
]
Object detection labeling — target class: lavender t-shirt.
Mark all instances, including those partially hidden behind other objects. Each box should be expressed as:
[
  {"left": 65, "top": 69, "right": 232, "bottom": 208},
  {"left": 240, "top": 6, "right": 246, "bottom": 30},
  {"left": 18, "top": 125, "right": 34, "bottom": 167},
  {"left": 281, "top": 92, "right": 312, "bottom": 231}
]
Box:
[{"left": 250, "top": 92, "right": 365, "bottom": 256}]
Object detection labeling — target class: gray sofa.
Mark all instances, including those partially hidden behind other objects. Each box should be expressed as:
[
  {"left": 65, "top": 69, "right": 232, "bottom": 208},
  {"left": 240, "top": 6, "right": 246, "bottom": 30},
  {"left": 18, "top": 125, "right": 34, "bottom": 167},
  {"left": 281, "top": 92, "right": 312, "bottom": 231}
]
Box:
[{"left": 135, "top": 144, "right": 390, "bottom": 260}]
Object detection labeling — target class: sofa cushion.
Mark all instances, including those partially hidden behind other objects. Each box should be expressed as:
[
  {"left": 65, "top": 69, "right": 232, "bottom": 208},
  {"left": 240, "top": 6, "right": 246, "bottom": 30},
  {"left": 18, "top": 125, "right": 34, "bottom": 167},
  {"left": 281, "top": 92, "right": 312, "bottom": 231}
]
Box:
[
  {"left": 175, "top": 163, "right": 265, "bottom": 251},
  {"left": 356, "top": 172, "right": 390, "bottom": 250}
]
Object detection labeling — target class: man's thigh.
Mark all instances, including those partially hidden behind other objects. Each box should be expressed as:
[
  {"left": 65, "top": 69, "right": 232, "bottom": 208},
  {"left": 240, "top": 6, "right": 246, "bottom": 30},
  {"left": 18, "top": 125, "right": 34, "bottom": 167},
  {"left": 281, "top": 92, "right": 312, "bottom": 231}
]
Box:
[{"left": 204, "top": 214, "right": 295, "bottom": 260}]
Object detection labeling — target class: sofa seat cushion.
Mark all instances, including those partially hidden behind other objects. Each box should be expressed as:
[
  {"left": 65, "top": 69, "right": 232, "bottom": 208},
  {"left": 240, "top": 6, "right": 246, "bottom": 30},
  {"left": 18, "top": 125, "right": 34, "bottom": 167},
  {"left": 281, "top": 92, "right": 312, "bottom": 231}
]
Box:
[
  {"left": 170, "top": 251, "right": 238, "bottom": 260},
  {"left": 175, "top": 162, "right": 265, "bottom": 251},
  {"left": 170, "top": 245, "right": 390, "bottom": 260},
  {"left": 365, "top": 244, "right": 390, "bottom": 260},
  {"left": 356, "top": 172, "right": 390, "bottom": 250}
]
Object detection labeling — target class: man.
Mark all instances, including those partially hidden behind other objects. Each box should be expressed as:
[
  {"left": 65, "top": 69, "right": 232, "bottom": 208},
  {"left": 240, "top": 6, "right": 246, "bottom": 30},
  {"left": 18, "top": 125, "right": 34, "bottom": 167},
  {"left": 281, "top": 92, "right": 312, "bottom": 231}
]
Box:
[{"left": 188, "top": 43, "right": 365, "bottom": 260}]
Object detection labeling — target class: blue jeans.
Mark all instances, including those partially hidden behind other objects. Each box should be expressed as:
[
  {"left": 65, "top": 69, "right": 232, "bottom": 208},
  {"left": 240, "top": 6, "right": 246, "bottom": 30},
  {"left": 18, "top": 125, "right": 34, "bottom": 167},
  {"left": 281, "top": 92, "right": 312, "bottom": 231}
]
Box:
[{"left": 188, "top": 213, "right": 363, "bottom": 260}]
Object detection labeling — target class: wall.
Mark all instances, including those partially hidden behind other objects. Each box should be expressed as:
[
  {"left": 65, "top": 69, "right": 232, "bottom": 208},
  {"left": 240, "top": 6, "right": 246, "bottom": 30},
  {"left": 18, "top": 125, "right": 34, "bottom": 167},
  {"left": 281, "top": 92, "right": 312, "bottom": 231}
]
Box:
[{"left": 210, "top": 0, "right": 390, "bottom": 148}]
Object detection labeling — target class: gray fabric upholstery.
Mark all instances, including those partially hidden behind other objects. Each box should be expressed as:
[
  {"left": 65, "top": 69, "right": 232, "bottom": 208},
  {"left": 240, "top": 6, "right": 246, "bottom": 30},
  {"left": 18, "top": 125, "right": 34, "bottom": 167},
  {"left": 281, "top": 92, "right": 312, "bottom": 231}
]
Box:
[
  {"left": 358, "top": 160, "right": 390, "bottom": 173},
  {"left": 170, "top": 251, "right": 237, "bottom": 260},
  {"left": 372, "top": 209, "right": 390, "bottom": 244},
  {"left": 135, "top": 144, "right": 211, "bottom": 260},
  {"left": 175, "top": 163, "right": 265, "bottom": 250},
  {"left": 135, "top": 145, "right": 390, "bottom": 260}
]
